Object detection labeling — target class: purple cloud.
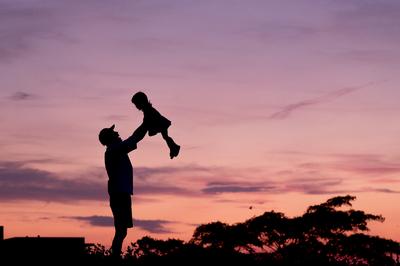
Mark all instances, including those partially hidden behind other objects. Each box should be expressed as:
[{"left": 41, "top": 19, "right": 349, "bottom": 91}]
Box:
[
  {"left": 202, "top": 181, "right": 274, "bottom": 194},
  {"left": 0, "top": 161, "right": 105, "bottom": 202},
  {"left": 1, "top": 157, "right": 397, "bottom": 205},
  {"left": 0, "top": 161, "right": 198, "bottom": 202},
  {"left": 363, "top": 188, "right": 400, "bottom": 194},
  {"left": 201, "top": 178, "right": 350, "bottom": 196},
  {"left": 9, "top": 91, "right": 35, "bottom": 101},
  {"left": 65, "top": 215, "right": 175, "bottom": 234}
]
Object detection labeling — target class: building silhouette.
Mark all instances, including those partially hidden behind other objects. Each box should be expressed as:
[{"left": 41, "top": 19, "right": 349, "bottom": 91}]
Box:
[{"left": 0, "top": 225, "right": 86, "bottom": 265}]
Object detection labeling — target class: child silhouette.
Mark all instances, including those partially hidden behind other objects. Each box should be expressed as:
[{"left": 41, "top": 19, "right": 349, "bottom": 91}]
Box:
[{"left": 131, "top": 91, "right": 180, "bottom": 159}]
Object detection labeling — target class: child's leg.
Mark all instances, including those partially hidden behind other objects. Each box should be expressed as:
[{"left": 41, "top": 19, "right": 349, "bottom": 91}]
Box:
[
  {"left": 161, "top": 129, "right": 180, "bottom": 158},
  {"left": 161, "top": 129, "right": 176, "bottom": 147}
]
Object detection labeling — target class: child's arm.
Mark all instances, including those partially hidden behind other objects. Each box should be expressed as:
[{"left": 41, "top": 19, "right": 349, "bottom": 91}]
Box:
[{"left": 120, "top": 122, "right": 148, "bottom": 153}]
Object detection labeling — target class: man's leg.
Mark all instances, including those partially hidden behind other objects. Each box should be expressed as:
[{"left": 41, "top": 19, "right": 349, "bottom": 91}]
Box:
[{"left": 111, "top": 226, "right": 127, "bottom": 258}]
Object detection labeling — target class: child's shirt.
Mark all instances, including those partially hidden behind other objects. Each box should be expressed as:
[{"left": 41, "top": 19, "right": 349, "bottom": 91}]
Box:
[{"left": 142, "top": 105, "right": 171, "bottom": 136}]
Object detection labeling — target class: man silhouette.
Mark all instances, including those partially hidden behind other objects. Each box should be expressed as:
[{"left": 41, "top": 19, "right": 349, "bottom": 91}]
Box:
[{"left": 98, "top": 123, "right": 147, "bottom": 258}]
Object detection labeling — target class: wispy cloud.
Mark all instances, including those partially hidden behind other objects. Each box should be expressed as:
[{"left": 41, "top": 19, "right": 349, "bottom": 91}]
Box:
[
  {"left": 331, "top": 156, "right": 400, "bottom": 176},
  {"left": 241, "top": 23, "right": 320, "bottom": 44},
  {"left": 65, "top": 215, "right": 175, "bottom": 234},
  {"left": 103, "top": 115, "right": 130, "bottom": 122},
  {"left": 133, "top": 165, "right": 214, "bottom": 179},
  {"left": 135, "top": 184, "right": 193, "bottom": 196},
  {"left": 9, "top": 91, "right": 36, "bottom": 101},
  {"left": 337, "top": 49, "right": 400, "bottom": 65},
  {"left": 363, "top": 188, "right": 400, "bottom": 194},
  {"left": 292, "top": 152, "right": 400, "bottom": 177},
  {"left": 269, "top": 81, "right": 383, "bottom": 119},
  {"left": 269, "top": 152, "right": 400, "bottom": 194},
  {"left": 202, "top": 181, "right": 274, "bottom": 195},
  {"left": 0, "top": 2, "right": 63, "bottom": 62},
  {"left": 201, "top": 178, "right": 351, "bottom": 196},
  {"left": 283, "top": 178, "right": 346, "bottom": 195},
  {"left": 332, "top": 1, "right": 400, "bottom": 42}
]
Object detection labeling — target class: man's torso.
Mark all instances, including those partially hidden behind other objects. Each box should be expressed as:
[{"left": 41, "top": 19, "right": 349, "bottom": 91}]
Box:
[{"left": 105, "top": 144, "right": 133, "bottom": 195}]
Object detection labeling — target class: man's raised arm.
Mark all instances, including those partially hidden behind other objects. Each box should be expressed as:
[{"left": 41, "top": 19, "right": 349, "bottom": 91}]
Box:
[{"left": 121, "top": 122, "right": 148, "bottom": 153}]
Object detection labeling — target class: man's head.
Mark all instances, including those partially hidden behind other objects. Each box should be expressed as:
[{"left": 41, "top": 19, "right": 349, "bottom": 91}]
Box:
[{"left": 99, "top": 124, "right": 121, "bottom": 146}]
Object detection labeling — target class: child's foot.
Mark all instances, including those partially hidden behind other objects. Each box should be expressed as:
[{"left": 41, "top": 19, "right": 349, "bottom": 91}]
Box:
[{"left": 170, "top": 144, "right": 180, "bottom": 159}]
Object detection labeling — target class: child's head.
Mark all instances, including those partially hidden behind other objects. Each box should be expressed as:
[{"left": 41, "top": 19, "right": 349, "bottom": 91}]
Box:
[{"left": 131, "top": 91, "right": 151, "bottom": 110}]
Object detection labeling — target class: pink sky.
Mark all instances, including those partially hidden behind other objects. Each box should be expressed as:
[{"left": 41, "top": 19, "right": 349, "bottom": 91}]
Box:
[{"left": 1, "top": 0, "right": 400, "bottom": 247}]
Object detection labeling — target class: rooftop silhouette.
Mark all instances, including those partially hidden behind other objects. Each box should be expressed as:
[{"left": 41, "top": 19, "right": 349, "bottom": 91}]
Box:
[{"left": 0, "top": 226, "right": 86, "bottom": 265}]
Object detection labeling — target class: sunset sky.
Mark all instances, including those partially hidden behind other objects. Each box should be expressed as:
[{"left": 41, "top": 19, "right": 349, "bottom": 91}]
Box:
[{"left": 1, "top": 0, "right": 400, "bottom": 247}]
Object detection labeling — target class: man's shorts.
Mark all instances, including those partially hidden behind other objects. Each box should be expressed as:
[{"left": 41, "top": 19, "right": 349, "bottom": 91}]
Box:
[{"left": 110, "top": 193, "right": 133, "bottom": 228}]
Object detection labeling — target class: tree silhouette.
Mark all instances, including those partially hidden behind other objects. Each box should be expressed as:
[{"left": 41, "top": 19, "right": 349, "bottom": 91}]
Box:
[
  {"left": 84, "top": 195, "right": 400, "bottom": 266},
  {"left": 190, "top": 221, "right": 262, "bottom": 252},
  {"left": 126, "top": 236, "right": 184, "bottom": 258},
  {"left": 189, "top": 195, "right": 399, "bottom": 265}
]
